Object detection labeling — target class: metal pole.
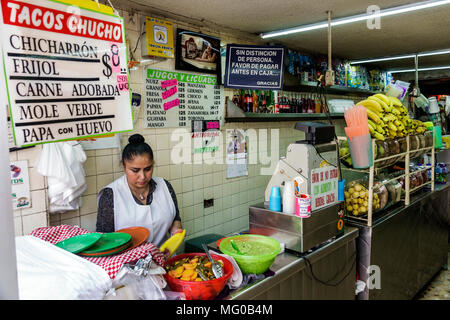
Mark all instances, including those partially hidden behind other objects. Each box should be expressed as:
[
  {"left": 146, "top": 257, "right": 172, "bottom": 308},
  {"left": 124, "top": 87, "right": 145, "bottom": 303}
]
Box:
[{"left": 327, "top": 11, "right": 332, "bottom": 72}]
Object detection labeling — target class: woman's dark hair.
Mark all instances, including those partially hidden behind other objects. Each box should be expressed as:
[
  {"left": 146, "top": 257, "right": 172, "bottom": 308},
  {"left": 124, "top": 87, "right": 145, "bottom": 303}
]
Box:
[{"left": 122, "top": 134, "right": 154, "bottom": 164}]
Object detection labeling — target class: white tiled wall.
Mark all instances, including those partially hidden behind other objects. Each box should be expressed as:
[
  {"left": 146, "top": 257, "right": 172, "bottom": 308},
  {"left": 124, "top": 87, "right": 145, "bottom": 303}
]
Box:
[{"left": 11, "top": 6, "right": 362, "bottom": 241}]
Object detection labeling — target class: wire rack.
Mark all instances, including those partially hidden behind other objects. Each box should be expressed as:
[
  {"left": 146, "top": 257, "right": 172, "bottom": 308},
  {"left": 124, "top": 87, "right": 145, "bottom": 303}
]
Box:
[{"left": 339, "top": 133, "right": 435, "bottom": 227}]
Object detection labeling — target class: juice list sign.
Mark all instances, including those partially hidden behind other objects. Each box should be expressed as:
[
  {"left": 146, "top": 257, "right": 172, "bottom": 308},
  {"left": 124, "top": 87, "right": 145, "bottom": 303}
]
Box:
[
  {"left": 310, "top": 166, "right": 339, "bottom": 211},
  {"left": 144, "top": 68, "right": 224, "bottom": 128},
  {"left": 0, "top": 0, "right": 133, "bottom": 147},
  {"left": 224, "top": 44, "right": 284, "bottom": 90}
]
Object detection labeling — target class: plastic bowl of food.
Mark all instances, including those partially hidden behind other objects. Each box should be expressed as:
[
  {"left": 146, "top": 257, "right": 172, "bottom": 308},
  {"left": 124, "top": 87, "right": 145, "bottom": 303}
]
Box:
[
  {"left": 219, "top": 234, "right": 281, "bottom": 275},
  {"left": 164, "top": 253, "right": 233, "bottom": 300}
]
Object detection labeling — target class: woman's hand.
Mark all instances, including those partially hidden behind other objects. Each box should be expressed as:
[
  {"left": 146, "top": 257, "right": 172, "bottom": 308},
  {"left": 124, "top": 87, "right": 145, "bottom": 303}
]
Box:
[{"left": 169, "top": 220, "right": 183, "bottom": 237}]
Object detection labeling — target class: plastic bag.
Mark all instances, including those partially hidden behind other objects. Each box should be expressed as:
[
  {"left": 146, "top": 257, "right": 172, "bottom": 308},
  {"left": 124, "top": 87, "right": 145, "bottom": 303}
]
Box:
[{"left": 110, "top": 254, "right": 170, "bottom": 300}]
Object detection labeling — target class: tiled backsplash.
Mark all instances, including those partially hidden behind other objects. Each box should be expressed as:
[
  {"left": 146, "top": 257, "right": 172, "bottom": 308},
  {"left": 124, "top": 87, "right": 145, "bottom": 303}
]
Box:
[{"left": 10, "top": 8, "right": 360, "bottom": 241}]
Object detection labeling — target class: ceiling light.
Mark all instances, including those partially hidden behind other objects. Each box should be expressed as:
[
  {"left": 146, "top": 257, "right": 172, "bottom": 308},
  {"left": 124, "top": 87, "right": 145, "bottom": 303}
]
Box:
[
  {"left": 389, "top": 65, "right": 450, "bottom": 73},
  {"left": 351, "top": 54, "right": 416, "bottom": 65},
  {"left": 350, "top": 48, "right": 450, "bottom": 65},
  {"left": 260, "top": 0, "right": 450, "bottom": 39}
]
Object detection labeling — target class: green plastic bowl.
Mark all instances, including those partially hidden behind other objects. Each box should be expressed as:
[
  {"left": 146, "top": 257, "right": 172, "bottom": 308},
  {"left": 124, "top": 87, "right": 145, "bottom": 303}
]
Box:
[{"left": 219, "top": 234, "right": 281, "bottom": 275}]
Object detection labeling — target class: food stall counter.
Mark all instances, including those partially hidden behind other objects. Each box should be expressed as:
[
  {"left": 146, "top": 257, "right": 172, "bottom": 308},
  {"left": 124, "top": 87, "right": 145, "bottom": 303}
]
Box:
[{"left": 219, "top": 226, "right": 359, "bottom": 300}]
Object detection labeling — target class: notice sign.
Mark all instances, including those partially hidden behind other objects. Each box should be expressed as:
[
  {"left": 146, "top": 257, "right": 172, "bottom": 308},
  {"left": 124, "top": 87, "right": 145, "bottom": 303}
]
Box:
[
  {"left": 310, "top": 166, "right": 339, "bottom": 211},
  {"left": 224, "top": 44, "right": 284, "bottom": 90},
  {"left": 144, "top": 68, "right": 224, "bottom": 128},
  {"left": 0, "top": 0, "right": 133, "bottom": 147},
  {"left": 145, "top": 17, "right": 174, "bottom": 59},
  {"left": 10, "top": 160, "right": 31, "bottom": 210}
]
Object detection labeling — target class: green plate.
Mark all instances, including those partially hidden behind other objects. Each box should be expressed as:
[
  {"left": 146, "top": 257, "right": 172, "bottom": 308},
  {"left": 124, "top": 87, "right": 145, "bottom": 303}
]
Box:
[
  {"left": 55, "top": 233, "right": 102, "bottom": 254},
  {"left": 80, "top": 232, "right": 132, "bottom": 254}
]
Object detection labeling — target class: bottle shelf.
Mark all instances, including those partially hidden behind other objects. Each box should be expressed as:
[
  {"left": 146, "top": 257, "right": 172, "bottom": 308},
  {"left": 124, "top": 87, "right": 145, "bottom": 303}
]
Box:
[{"left": 225, "top": 112, "right": 344, "bottom": 123}]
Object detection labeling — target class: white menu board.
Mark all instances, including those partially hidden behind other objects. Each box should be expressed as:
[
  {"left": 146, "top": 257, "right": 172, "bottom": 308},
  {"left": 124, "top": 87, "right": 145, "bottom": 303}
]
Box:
[
  {"left": 0, "top": 0, "right": 133, "bottom": 147},
  {"left": 144, "top": 68, "right": 224, "bottom": 128}
]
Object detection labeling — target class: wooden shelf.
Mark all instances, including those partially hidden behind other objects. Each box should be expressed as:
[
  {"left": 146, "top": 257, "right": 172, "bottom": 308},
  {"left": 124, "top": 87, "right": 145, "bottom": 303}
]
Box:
[{"left": 225, "top": 112, "right": 344, "bottom": 123}]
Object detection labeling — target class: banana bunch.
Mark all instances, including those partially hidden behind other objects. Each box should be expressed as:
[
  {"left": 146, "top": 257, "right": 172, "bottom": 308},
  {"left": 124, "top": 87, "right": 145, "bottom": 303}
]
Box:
[{"left": 356, "top": 93, "right": 415, "bottom": 140}]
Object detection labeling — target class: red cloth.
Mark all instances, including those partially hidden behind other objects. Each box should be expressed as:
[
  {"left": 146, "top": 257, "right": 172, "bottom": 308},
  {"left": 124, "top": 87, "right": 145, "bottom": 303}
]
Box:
[{"left": 30, "top": 225, "right": 166, "bottom": 279}]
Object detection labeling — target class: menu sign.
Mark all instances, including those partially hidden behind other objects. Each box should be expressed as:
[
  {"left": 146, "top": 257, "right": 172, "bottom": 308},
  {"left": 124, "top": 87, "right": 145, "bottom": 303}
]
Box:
[
  {"left": 144, "top": 68, "right": 224, "bottom": 129},
  {"left": 0, "top": 0, "right": 133, "bottom": 147},
  {"left": 224, "top": 44, "right": 284, "bottom": 90},
  {"left": 310, "top": 166, "right": 339, "bottom": 211}
]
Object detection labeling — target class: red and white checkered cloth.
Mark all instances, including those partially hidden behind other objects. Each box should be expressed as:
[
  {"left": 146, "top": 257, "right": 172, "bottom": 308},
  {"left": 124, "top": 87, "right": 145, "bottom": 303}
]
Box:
[{"left": 30, "top": 225, "right": 166, "bottom": 279}]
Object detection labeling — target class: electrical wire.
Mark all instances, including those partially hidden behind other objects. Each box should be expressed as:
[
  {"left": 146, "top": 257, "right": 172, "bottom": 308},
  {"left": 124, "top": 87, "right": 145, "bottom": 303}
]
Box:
[{"left": 301, "top": 250, "right": 357, "bottom": 287}]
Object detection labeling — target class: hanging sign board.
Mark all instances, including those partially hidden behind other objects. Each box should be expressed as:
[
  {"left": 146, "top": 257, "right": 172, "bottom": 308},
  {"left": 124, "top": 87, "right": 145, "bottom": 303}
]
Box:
[
  {"left": 224, "top": 44, "right": 284, "bottom": 90},
  {"left": 0, "top": 0, "right": 133, "bottom": 147},
  {"left": 145, "top": 16, "right": 174, "bottom": 59},
  {"left": 144, "top": 68, "right": 224, "bottom": 129},
  {"left": 10, "top": 160, "right": 31, "bottom": 210},
  {"left": 310, "top": 166, "right": 339, "bottom": 211}
]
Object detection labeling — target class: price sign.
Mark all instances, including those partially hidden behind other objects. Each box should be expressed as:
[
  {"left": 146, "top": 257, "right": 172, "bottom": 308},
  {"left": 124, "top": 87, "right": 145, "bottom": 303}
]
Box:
[
  {"left": 144, "top": 68, "right": 224, "bottom": 128},
  {"left": 0, "top": 0, "right": 133, "bottom": 147},
  {"left": 310, "top": 166, "right": 339, "bottom": 211}
]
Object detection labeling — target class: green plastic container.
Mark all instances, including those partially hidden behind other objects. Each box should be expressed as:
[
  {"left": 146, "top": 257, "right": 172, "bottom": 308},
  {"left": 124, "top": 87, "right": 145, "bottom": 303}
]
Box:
[{"left": 219, "top": 234, "right": 281, "bottom": 275}]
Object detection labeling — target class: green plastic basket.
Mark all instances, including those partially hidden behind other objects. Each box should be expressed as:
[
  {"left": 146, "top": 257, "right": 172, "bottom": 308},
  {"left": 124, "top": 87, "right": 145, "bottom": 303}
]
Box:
[{"left": 219, "top": 234, "right": 281, "bottom": 275}]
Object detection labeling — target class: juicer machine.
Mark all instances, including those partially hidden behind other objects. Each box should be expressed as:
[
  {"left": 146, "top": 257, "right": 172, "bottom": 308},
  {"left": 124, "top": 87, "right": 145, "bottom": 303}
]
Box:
[{"left": 250, "top": 122, "right": 345, "bottom": 253}]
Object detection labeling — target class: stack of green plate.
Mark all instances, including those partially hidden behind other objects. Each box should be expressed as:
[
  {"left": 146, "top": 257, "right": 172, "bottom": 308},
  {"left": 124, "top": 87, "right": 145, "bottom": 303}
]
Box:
[
  {"left": 55, "top": 232, "right": 132, "bottom": 257},
  {"left": 79, "top": 233, "right": 132, "bottom": 257}
]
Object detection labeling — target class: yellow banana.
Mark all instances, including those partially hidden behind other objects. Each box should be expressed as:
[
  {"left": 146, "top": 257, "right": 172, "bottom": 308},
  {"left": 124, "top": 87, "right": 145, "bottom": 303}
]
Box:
[
  {"left": 366, "top": 109, "right": 382, "bottom": 124},
  {"left": 367, "top": 96, "right": 389, "bottom": 113},
  {"left": 391, "top": 108, "right": 401, "bottom": 116},
  {"left": 373, "top": 93, "right": 391, "bottom": 105},
  {"left": 373, "top": 132, "right": 385, "bottom": 140},
  {"left": 368, "top": 119, "right": 377, "bottom": 128},
  {"left": 388, "top": 96, "right": 403, "bottom": 107},
  {"left": 376, "top": 125, "right": 385, "bottom": 135},
  {"left": 368, "top": 124, "right": 376, "bottom": 135},
  {"left": 357, "top": 99, "right": 383, "bottom": 115},
  {"left": 388, "top": 122, "right": 397, "bottom": 131}
]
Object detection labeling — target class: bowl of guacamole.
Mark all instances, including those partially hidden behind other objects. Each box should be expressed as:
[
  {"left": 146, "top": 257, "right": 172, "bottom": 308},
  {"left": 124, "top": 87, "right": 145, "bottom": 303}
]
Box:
[{"left": 219, "top": 234, "right": 281, "bottom": 274}]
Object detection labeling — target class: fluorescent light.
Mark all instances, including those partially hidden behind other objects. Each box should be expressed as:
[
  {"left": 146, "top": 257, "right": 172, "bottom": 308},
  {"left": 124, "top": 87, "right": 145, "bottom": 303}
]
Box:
[
  {"left": 351, "top": 54, "right": 416, "bottom": 65},
  {"left": 350, "top": 48, "right": 450, "bottom": 65},
  {"left": 389, "top": 65, "right": 450, "bottom": 73},
  {"left": 418, "top": 49, "right": 450, "bottom": 57},
  {"left": 260, "top": 0, "right": 450, "bottom": 39}
]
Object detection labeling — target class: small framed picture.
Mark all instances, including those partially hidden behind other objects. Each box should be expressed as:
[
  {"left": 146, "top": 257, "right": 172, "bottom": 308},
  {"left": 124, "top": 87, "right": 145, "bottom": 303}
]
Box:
[{"left": 175, "top": 28, "right": 221, "bottom": 83}]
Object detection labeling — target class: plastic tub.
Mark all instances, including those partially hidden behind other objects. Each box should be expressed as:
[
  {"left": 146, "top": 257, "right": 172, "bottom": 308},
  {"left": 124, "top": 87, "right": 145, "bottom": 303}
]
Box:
[
  {"left": 348, "top": 134, "right": 373, "bottom": 169},
  {"left": 164, "top": 253, "right": 233, "bottom": 300},
  {"left": 219, "top": 234, "right": 281, "bottom": 275}
]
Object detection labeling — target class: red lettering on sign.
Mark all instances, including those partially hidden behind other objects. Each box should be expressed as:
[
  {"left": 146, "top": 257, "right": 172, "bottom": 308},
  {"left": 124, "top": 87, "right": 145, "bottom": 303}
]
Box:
[
  {"left": 312, "top": 173, "right": 319, "bottom": 183},
  {"left": 1, "top": 0, "right": 123, "bottom": 42}
]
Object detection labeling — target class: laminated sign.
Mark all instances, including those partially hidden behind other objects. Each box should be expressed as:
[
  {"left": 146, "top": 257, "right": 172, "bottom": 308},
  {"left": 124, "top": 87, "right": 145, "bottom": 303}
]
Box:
[
  {"left": 0, "top": 0, "right": 133, "bottom": 147},
  {"left": 224, "top": 44, "right": 284, "bottom": 90},
  {"left": 144, "top": 68, "right": 224, "bottom": 128},
  {"left": 310, "top": 166, "right": 339, "bottom": 211}
]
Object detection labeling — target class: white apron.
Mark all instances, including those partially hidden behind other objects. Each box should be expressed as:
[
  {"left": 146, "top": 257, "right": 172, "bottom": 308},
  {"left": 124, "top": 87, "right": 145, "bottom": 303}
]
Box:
[{"left": 104, "top": 175, "right": 175, "bottom": 246}]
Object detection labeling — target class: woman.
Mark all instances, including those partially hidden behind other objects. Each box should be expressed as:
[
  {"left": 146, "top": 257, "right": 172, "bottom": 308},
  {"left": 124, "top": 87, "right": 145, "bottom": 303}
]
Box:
[
  {"left": 96, "top": 134, "right": 182, "bottom": 249},
  {"left": 195, "top": 44, "right": 218, "bottom": 63}
]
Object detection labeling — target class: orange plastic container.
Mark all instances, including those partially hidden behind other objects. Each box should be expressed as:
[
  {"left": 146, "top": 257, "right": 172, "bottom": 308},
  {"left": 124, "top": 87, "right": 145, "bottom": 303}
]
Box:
[{"left": 164, "top": 253, "right": 233, "bottom": 300}]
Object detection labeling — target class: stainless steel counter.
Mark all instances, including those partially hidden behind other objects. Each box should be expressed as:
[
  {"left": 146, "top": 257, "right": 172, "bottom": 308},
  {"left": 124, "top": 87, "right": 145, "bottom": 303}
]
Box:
[
  {"left": 350, "top": 183, "right": 449, "bottom": 300},
  {"left": 220, "top": 227, "right": 359, "bottom": 300}
]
